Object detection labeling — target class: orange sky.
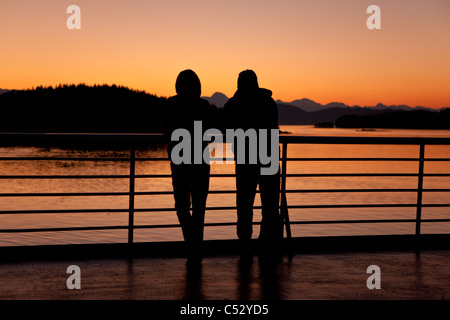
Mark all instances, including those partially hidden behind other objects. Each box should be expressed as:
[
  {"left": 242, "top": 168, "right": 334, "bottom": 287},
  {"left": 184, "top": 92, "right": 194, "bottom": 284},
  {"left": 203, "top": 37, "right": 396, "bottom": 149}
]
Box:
[{"left": 1, "top": 0, "right": 449, "bottom": 108}]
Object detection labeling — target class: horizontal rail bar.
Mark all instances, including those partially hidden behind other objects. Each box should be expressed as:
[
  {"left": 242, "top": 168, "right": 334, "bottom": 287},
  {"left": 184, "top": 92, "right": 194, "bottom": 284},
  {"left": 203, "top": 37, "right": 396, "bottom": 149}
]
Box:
[
  {"left": 0, "top": 157, "right": 131, "bottom": 161},
  {"left": 2, "top": 173, "right": 449, "bottom": 180},
  {"left": 134, "top": 221, "right": 245, "bottom": 229},
  {"left": 3, "top": 217, "right": 450, "bottom": 234},
  {"left": 0, "top": 190, "right": 236, "bottom": 197},
  {"left": 1, "top": 157, "right": 449, "bottom": 162},
  {"left": 286, "top": 218, "right": 450, "bottom": 225},
  {"left": 286, "top": 158, "right": 421, "bottom": 162},
  {"left": 1, "top": 202, "right": 449, "bottom": 215},
  {"left": 0, "top": 174, "right": 236, "bottom": 179},
  {"left": 287, "top": 204, "right": 418, "bottom": 209},
  {"left": 286, "top": 158, "right": 450, "bottom": 162},
  {"left": 1, "top": 200, "right": 449, "bottom": 214},
  {"left": 2, "top": 132, "right": 450, "bottom": 145},
  {"left": 290, "top": 219, "right": 418, "bottom": 225},
  {"left": 286, "top": 173, "right": 450, "bottom": 177},
  {"left": 0, "top": 206, "right": 258, "bottom": 215},
  {"left": 1, "top": 188, "right": 449, "bottom": 198},
  {"left": 0, "top": 192, "right": 131, "bottom": 197},
  {"left": 0, "top": 222, "right": 243, "bottom": 233},
  {"left": 0, "top": 209, "right": 130, "bottom": 215},
  {"left": 0, "top": 225, "right": 129, "bottom": 233},
  {"left": 1, "top": 158, "right": 448, "bottom": 165},
  {"left": 285, "top": 189, "right": 450, "bottom": 193},
  {"left": 0, "top": 157, "right": 230, "bottom": 162},
  {"left": 0, "top": 157, "right": 172, "bottom": 162},
  {"left": 136, "top": 174, "right": 237, "bottom": 178},
  {"left": 0, "top": 175, "right": 130, "bottom": 179},
  {"left": 279, "top": 135, "right": 450, "bottom": 145},
  {"left": 287, "top": 204, "right": 450, "bottom": 209}
]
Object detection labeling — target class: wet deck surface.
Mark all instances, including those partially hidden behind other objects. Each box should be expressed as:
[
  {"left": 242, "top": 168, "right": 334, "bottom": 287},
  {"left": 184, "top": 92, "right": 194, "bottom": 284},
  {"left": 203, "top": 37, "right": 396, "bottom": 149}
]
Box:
[{"left": 1, "top": 247, "right": 450, "bottom": 300}]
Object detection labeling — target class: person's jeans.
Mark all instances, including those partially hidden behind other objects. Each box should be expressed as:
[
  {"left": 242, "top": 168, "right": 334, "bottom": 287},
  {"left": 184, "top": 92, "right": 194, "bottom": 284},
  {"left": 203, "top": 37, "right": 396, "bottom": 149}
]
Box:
[
  {"left": 235, "top": 164, "right": 282, "bottom": 242},
  {"left": 171, "top": 163, "right": 210, "bottom": 244}
]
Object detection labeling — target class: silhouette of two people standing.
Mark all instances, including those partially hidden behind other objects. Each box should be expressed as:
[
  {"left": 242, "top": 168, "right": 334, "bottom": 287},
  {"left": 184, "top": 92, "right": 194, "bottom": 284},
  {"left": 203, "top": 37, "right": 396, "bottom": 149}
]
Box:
[{"left": 165, "top": 69, "right": 282, "bottom": 258}]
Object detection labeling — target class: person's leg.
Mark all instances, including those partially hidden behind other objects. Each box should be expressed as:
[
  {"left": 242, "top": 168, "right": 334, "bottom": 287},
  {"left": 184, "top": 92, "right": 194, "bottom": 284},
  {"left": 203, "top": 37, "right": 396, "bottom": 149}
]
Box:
[
  {"left": 259, "top": 169, "right": 283, "bottom": 242},
  {"left": 235, "top": 165, "right": 259, "bottom": 242},
  {"left": 171, "top": 164, "right": 193, "bottom": 242},
  {"left": 191, "top": 165, "right": 210, "bottom": 244}
]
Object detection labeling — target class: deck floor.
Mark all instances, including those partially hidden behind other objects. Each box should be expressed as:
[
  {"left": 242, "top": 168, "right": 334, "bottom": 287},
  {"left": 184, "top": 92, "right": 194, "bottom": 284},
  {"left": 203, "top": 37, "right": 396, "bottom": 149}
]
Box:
[{"left": 1, "top": 248, "right": 450, "bottom": 300}]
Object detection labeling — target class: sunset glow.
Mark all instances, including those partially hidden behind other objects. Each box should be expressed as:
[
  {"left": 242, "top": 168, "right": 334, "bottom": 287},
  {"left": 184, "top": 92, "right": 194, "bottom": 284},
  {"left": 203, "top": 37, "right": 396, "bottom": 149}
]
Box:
[{"left": 1, "top": 0, "right": 449, "bottom": 108}]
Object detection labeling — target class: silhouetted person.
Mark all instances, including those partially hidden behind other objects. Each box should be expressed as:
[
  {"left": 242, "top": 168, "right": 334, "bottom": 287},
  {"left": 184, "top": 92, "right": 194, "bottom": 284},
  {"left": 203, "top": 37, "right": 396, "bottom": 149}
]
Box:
[
  {"left": 163, "top": 70, "right": 211, "bottom": 259},
  {"left": 224, "top": 70, "right": 283, "bottom": 249}
]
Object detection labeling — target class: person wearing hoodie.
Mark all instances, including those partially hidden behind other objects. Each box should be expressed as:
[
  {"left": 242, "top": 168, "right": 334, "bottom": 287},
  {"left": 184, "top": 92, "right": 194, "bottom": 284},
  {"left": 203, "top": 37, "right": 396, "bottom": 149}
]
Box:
[
  {"left": 224, "top": 70, "right": 283, "bottom": 249},
  {"left": 163, "top": 69, "right": 212, "bottom": 259}
]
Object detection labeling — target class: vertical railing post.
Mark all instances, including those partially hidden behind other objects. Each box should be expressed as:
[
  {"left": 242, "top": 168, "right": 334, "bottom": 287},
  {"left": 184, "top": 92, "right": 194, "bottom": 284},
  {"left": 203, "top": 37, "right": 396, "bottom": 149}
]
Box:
[
  {"left": 415, "top": 144, "right": 425, "bottom": 237},
  {"left": 280, "top": 142, "right": 292, "bottom": 239},
  {"left": 128, "top": 144, "right": 136, "bottom": 245}
]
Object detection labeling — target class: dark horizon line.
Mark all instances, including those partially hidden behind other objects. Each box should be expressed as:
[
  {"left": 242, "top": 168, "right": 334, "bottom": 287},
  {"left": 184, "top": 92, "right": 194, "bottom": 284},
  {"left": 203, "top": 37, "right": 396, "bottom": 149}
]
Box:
[
  {"left": 0, "top": 83, "right": 448, "bottom": 110},
  {"left": 203, "top": 92, "right": 448, "bottom": 111}
]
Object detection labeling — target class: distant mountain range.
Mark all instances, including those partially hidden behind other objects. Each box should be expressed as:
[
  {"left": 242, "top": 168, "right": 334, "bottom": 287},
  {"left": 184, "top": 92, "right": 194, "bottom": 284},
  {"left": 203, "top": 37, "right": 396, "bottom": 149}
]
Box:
[
  {"left": 202, "top": 92, "right": 229, "bottom": 108},
  {"left": 2, "top": 87, "right": 447, "bottom": 129},
  {"left": 202, "top": 92, "right": 445, "bottom": 126}
]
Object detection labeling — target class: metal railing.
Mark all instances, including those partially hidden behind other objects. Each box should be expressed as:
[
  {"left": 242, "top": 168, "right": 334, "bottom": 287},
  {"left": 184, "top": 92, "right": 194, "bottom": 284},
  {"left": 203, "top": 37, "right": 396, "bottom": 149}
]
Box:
[
  {"left": 0, "top": 133, "right": 449, "bottom": 246},
  {"left": 279, "top": 135, "right": 450, "bottom": 239}
]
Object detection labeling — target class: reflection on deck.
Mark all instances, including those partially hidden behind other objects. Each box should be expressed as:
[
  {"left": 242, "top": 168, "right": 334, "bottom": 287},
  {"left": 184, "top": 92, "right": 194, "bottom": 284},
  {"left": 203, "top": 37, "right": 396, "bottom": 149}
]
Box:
[{"left": 1, "top": 235, "right": 450, "bottom": 300}]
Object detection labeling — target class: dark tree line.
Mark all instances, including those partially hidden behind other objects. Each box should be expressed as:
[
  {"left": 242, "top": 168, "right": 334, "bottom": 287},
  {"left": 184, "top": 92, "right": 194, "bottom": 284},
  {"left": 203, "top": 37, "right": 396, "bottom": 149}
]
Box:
[
  {"left": 0, "top": 84, "right": 226, "bottom": 148},
  {"left": 0, "top": 84, "right": 168, "bottom": 133},
  {"left": 0, "top": 84, "right": 225, "bottom": 134}
]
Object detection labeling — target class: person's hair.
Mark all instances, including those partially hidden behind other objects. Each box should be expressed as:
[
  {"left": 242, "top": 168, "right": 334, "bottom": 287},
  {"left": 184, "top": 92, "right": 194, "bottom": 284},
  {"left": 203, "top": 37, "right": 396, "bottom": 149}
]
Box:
[
  {"left": 237, "top": 69, "right": 259, "bottom": 91},
  {"left": 175, "top": 69, "right": 201, "bottom": 97}
]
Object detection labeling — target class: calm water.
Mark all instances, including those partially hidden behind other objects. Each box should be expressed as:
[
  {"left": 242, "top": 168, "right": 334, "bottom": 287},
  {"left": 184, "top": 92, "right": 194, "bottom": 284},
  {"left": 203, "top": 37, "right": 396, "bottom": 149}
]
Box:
[{"left": 1, "top": 126, "right": 449, "bottom": 246}]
